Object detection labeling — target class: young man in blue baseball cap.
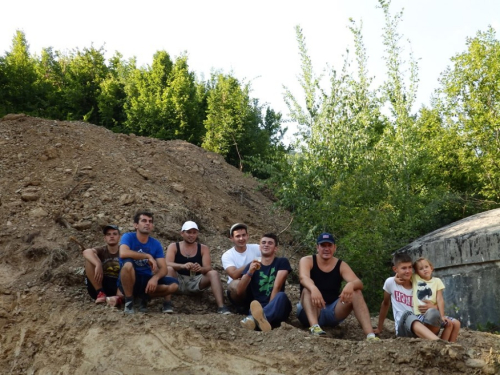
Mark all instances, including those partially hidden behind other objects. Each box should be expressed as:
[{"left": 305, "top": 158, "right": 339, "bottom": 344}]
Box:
[{"left": 297, "top": 232, "right": 378, "bottom": 340}]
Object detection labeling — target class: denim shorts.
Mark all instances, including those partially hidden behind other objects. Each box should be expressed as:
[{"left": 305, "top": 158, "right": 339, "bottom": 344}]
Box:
[{"left": 296, "top": 299, "right": 345, "bottom": 327}]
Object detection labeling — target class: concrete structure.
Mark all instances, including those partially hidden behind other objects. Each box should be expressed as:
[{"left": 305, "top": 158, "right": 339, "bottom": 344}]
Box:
[{"left": 397, "top": 208, "right": 500, "bottom": 329}]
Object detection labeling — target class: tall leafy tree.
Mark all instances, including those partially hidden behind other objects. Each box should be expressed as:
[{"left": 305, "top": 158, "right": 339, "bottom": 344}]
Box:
[
  {"left": 2, "top": 30, "right": 39, "bottom": 114},
  {"left": 437, "top": 26, "right": 500, "bottom": 201}
]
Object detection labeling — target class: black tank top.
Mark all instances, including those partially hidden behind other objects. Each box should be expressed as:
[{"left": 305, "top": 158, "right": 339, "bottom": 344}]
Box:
[
  {"left": 174, "top": 242, "right": 202, "bottom": 276},
  {"left": 301, "top": 255, "right": 343, "bottom": 305}
]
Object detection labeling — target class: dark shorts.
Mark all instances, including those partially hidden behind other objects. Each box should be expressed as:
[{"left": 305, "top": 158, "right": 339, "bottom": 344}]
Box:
[
  {"left": 118, "top": 273, "right": 178, "bottom": 298},
  {"left": 85, "top": 276, "right": 118, "bottom": 299}
]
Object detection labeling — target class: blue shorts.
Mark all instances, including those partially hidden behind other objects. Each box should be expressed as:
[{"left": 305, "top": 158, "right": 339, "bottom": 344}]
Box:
[
  {"left": 118, "top": 273, "right": 178, "bottom": 298},
  {"left": 296, "top": 299, "right": 345, "bottom": 327}
]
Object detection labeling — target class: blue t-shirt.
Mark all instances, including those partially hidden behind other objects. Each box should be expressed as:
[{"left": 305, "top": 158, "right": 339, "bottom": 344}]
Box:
[
  {"left": 119, "top": 232, "right": 164, "bottom": 276},
  {"left": 243, "top": 257, "right": 291, "bottom": 307}
]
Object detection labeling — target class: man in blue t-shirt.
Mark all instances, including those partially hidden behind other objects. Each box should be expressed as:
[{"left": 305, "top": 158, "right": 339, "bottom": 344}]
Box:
[
  {"left": 238, "top": 233, "right": 292, "bottom": 332},
  {"left": 119, "top": 210, "right": 179, "bottom": 314}
]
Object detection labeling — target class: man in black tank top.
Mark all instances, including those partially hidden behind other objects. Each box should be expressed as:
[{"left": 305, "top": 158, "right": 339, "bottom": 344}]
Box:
[
  {"left": 164, "top": 221, "right": 230, "bottom": 314},
  {"left": 297, "top": 232, "right": 378, "bottom": 340}
]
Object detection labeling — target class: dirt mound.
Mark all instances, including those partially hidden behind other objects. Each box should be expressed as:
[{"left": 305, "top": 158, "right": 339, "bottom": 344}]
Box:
[{"left": 0, "top": 115, "right": 498, "bottom": 374}]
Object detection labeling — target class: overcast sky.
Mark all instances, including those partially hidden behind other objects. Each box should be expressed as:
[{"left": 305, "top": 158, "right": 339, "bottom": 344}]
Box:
[{"left": 1, "top": 0, "right": 499, "bottom": 140}]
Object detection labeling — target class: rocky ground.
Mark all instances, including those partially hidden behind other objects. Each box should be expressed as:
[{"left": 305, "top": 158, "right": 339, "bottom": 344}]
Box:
[{"left": 0, "top": 114, "right": 498, "bottom": 374}]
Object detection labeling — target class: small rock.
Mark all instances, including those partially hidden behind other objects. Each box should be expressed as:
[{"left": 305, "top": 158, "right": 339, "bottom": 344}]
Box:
[
  {"left": 172, "top": 183, "right": 185, "bottom": 193},
  {"left": 465, "top": 358, "right": 486, "bottom": 368},
  {"left": 29, "top": 208, "right": 48, "bottom": 218},
  {"left": 119, "top": 194, "right": 135, "bottom": 206},
  {"left": 21, "top": 192, "right": 40, "bottom": 202},
  {"left": 72, "top": 221, "right": 92, "bottom": 231}
]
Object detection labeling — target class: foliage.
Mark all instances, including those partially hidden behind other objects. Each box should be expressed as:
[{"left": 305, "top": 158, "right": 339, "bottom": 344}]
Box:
[
  {"left": 271, "top": 0, "right": 499, "bottom": 310},
  {"left": 0, "top": 31, "right": 286, "bottom": 173},
  {"left": 437, "top": 27, "right": 500, "bottom": 200}
]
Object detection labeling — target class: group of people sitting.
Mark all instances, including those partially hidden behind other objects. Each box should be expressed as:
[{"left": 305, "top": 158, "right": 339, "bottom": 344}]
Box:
[{"left": 83, "top": 210, "right": 460, "bottom": 341}]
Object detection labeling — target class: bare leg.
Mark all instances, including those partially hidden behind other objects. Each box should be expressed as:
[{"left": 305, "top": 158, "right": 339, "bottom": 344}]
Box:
[
  {"left": 300, "top": 289, "right": 321, "bottom": 326},
  {"left": 228, "top": 280, "right": 246, "bottom": 302},
  {"left": 164, "top": 266, "right": 177, "bottom": 303},
  {"left": 120, "top": 262, "right": 135, "bottom": 298},
  {"left": 449, "top": 319, "right": 461, "bottom": 342},
  {"left": 440, "top": 323, "right": 453, "bottom": 341},
  {"left": 84, "top": 260, "right": 102, "bottom": 290},
  {"left": 411, "top": 321, "right": 440, "bottom": 340},
  {"left": 199, "top": 270, "right": 224, "bottom": 307},
  {"left": 149, "top": 283, "right": 178, "bottom": 298},
  {"left": 334, "top": 290, "right": 374, "bottom": 335}
]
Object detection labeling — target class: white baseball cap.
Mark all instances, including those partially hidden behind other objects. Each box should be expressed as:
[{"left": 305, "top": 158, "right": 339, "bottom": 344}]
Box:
[{"left": 181, "top": 221, "right": 199, "bottom": 231}]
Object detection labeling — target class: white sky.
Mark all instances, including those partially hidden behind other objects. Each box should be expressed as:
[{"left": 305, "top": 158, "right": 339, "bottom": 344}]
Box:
[{"left": 1, "top": 0, "right": 499, "bottom": 141}]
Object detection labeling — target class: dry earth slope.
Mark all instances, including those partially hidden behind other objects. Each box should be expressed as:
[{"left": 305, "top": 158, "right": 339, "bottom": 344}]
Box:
[{"left": 0, "top": 115, "right": 498, "bottom": 375}]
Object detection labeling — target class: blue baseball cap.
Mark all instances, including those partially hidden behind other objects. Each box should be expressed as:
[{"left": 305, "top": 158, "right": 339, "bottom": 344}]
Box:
[{"left": 316, "top": 232, "right": 335, "bottom": 244}]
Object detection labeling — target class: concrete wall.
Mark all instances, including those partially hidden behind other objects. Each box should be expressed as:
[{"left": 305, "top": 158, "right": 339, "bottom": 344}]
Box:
[{"left": 397, "top": 208, "right": 500, "bottom": 329}]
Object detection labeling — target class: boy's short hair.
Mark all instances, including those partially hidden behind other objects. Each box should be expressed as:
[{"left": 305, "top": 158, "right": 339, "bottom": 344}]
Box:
[
  {"left": 392, "top": 252, "right": 413, "bottom": 266},
  {"left": 261, "top": 233, "right": 279, "bottom": 246}
]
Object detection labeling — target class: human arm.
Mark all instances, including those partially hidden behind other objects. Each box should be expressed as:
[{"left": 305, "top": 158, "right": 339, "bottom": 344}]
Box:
[
  {"left": 236, "top": 260, "right": 261, "bottom": 295},
  {"left": 298, "top": 256, "right": 325, "bottom": 309},
  {"left": 436, "top": 289, "right": 446, "bottom": 320},
  {"left": 338, "top": 261, "right": 364, "bottom": 303},
  {"left": 197, "top": 244, "right": 213, "bottom": 274},
  {"left": 82, "top": 247, "right": 103, "bottom": 284},
  {"left": 269, "top": 270, "right": 289, "bottom": 301},
  {"left": 145, "top": 257, "right": 168, "bottom": 294},
  {"left": 374, "top": 291, "right": 392, "bottom": 334},
  {"left": 119, "top": 244, "right": 158, "bottom": 273}
]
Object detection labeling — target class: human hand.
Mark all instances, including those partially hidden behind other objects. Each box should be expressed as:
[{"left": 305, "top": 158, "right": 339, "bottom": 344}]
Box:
[
  {"left": 94, "top": 264, "right": 103, "bottom": 284},
  {"left": 339, "top": 282, "right": 354, "bottom": 304},
  {"left": 184, "top": 262, "right": 194, "bottom": 270},
  {"left": 418, "top": 299, "right": 435, "bottom": 313},
  {"left": 249, "top": 260, "right": 261, "bottom": 273},
  {"left": 310, "top": 288, "right": 326, "bottom": 309},
  {"left": 394, "top": 275, "right": 404, "bottom": 285},
  {"left": 191, "top": 263, "right": 202, "bottom": 273},
  {"left": 373, "top": 327, "right": 382, "bottom": 335},
  {"left": 145, "top": 277, "right": 158, "bottom": 294}
]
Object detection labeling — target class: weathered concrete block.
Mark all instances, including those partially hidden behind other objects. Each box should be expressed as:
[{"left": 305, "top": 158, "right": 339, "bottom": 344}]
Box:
[{"left": 398, "top": 208, "right": 500, "bottom": 329}]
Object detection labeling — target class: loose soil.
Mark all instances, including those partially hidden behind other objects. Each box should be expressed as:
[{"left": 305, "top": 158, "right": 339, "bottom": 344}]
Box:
[{"left": 0, "top": 114, "right": 498, "bottom": 374}]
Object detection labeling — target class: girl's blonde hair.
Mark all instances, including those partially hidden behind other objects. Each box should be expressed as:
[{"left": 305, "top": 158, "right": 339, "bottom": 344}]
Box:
[{"left": 413, "top": 257, "right": 434, "bottom": 270}]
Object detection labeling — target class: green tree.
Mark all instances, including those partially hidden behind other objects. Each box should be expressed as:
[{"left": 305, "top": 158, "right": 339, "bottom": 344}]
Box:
[
  {"left": 2, "top": 30, "right": 39, "bottom": 114},
  {"left": 437, "top": 26, "right": 500, "bottom": 200}
]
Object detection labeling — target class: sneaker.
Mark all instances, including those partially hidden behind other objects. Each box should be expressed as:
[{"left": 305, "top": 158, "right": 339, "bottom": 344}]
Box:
[
  {"left": 106, "top": 296, "right": 123, "bottom": 307},
  {"left": 366, "top": 334, "right": 380, "bottom": 341},
  {"left": 95, "top": 291, "right": 107, "bottom": 304},
  {"left": 240, "top": 316, "right": 256, "bottom": 330},
  {"left": 217, "top": 306, "right": 231, "bottom": 315},
  {"left": 162, "top": 301, "right": 174, "bottom": 314},
  {"left": 309, "top": 324, "right": 326, "bottom": 336},
  {"left": 250, "top": 300, "right": 271, "bottom": 332},
  {"left": 124, "top": 301, "right": 135, "bottom": 315}
]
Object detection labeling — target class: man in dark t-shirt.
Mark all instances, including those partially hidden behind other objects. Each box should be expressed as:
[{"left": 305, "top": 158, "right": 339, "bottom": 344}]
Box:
[
  {"left": 297, "top": 232, "right": 378, "bottom": 340},
  {"left": 238, "top": 233, "right": 292, "bottom": 332},
  {"left": 83, "top": 225, "right": 123, "bottom": 305},
  {"left": 164, "top": 221, "right": 230, "bottom": 314}
]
